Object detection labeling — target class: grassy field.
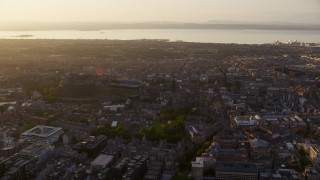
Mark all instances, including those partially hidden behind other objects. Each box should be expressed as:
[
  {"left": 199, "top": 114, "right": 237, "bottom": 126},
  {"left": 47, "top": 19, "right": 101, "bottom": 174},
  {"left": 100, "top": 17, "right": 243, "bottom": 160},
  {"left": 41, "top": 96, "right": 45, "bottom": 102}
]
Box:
[{"left": 151, "top": 122, "right": 165, "bottom": 134}]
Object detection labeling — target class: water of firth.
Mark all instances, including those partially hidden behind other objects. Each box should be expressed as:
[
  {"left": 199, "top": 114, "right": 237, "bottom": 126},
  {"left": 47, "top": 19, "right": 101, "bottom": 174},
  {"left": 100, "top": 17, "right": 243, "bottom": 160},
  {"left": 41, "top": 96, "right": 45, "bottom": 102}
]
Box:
[{"left": 0, "top": 29, "right": 319, "bottom": 44}]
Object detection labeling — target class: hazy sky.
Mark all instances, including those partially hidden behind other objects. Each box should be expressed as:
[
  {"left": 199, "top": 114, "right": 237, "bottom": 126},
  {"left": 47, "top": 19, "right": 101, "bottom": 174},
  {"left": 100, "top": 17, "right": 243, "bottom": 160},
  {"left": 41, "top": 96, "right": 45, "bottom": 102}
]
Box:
[{"left": 0, "top": 0, "right": 319, "bottom": 24}]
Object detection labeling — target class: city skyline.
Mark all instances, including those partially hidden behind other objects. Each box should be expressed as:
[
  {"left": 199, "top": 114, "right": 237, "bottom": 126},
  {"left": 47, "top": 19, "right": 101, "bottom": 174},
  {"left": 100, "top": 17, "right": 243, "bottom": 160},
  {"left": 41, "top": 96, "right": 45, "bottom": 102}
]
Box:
[{"left": 1, "top": 1, "right": 320, "bottom": 179}]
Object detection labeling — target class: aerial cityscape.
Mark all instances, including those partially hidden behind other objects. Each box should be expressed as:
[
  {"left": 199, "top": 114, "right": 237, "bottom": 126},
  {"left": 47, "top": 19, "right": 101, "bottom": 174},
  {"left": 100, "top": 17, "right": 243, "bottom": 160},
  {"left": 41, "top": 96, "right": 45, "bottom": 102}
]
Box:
[{"left": 1, "top": 0, "right": 320, "bottom": 180}]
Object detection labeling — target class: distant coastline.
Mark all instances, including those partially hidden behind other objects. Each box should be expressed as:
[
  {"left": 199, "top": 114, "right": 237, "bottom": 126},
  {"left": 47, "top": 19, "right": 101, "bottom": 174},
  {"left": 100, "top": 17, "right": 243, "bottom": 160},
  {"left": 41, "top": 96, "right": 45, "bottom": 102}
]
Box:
[
  {"left": 11, "top": 34, "right": 34, "bottom": 38},
  {"left": 0, "top": 22, "right": 320, "bottom": 31},
  {"left": 0, "top": 29, "right": 319, "bottom": 44}
]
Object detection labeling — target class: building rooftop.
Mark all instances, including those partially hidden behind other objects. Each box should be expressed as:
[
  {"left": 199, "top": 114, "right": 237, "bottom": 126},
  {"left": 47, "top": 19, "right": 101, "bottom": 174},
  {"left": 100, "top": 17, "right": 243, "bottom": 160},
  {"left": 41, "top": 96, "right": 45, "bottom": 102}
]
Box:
[
  {"left": 85, "top": 135, "right": 107, "bottom": 149},
  {"left": 91, "top": 154, "right": 114, "bottom": 167},
  {"left": 192, "top": 160, "right": 204, "bottom": 168},
  {"left": 19, "top": 142, "right": 52, "bottom": 157},
  {"left": 21, "top": 125, "right": 63, "bottom": 138},
  {"left": 216, "top": 162, "right": 260, "bottom": 173},
  {"left": 111, "top": 121, "right": 118, "bottom": 128}
]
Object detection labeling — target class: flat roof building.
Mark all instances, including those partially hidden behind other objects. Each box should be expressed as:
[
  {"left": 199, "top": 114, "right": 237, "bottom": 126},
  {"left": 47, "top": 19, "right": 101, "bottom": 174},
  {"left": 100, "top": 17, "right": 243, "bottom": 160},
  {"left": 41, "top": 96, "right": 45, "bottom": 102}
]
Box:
[
  {"left": 215, "top": 162, "right": 260, "bottom": 180},
  {"left": 191, "top": 160, "right": 204, "bottom": 180},
  {"left": 111, "top": 121, "right": 118, "bottom": 128},
  {"left": 233, "top": 115, "right": 260, "bottom": 127},
  {"left": 20, "top": 125, "right": 63, "bottom": 144},
  {"left": 91, "top": 154, "right": 114, "bottom": 173},
  {"left": 74, "top": 135, "right": 108, "bottom": 158}
]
